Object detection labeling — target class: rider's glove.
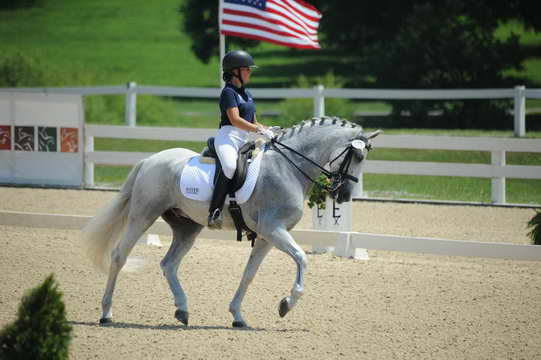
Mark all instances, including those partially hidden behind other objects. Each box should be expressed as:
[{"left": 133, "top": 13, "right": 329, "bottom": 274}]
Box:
[{"left": 257, "top": 127, "right": 275, "bottom": 141}]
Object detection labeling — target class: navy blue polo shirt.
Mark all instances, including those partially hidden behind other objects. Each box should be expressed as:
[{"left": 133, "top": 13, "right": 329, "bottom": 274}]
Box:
[{"left": 219, "top": 83, "right": 256, "bottom": 128}]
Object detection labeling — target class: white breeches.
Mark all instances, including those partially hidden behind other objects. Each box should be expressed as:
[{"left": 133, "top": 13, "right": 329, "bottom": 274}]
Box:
[{"left": 215, "top": 125, "right": 250, "bottom": 179}]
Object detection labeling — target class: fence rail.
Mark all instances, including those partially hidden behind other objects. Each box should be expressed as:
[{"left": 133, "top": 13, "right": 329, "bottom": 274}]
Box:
[
  {"left": 2, "top": 83, "right": 540, "bottom": 136},
  {"left": 84, "top": 124, "right": 541, "bottom": 204},
  {"left": 2, "top": 210, "right": 540, "bottom": 261}
]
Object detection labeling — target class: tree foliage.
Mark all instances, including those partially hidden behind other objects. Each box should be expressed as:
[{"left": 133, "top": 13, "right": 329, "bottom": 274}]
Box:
[
  {"left": 180, "top": 0, "right": 541, "bottom": 128},
  {"left": 0, "top": 274, "right": 72, "bottom": 360},
  {"left": 314, "top": 0, "right": 539, "bottom": 128},
  {"left": 180, "top": 0, "right": 258, "bottom": 63},
  {"left": 0, "top": 0, "right": 46, "bottom": 11}
]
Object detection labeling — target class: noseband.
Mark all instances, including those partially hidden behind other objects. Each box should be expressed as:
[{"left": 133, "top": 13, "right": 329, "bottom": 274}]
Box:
[{"left": 269, "top": 136, "right": 370, "bottom": 193}]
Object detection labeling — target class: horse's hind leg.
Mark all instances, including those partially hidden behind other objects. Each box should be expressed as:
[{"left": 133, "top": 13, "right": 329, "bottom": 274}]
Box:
[
  {"left": 160, "top": 210, "right": 203, "bottom": 326},
  {"left": 100, "top": 213, "right": 160, "bottom": 324},
  {"left": 229, "top": 237, "right": 272, "bottom": 328}
]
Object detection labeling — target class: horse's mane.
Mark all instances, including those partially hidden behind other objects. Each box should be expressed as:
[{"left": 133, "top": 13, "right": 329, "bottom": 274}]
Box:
[{"left": 276, "top": 116, "right": 361, "bottom": 142}]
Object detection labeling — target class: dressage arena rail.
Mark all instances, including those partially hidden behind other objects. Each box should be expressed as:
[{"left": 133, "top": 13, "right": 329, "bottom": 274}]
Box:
[
  {"left": 1, "top": 210, "right": 541, "bottom": 261},
  {"left": 2, "top": 84, "right": 541, "bottom": 136},
  {"left": 84, "top": 124, "right": 541, "bottom": 204}
]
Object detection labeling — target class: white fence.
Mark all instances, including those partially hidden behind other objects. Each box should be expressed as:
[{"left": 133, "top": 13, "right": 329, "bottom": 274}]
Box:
[
  {"left": 84, "top": 124, "right": 541, "bottom": 205},
  {"left": 2, "top": 83, "right": 541, "bottom": 136},
  {"left": 2, "top": 210, "right": 541, "bottom": 261},
  {"left": 2, "top": 85, "right": 541, "bottom": 204}
]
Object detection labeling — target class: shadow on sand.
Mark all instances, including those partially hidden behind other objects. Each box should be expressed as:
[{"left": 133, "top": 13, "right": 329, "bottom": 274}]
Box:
[{"left": 69, "top": 320, "right": 309, "bottom": 333}]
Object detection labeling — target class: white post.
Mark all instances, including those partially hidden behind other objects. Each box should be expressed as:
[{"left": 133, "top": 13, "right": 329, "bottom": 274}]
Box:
[
  {"left": 311, "top": 197, "right": 369, "bottom": 259},
  {"left": 84, "top": 135, "right": 94, "bottom": 187},
  {"left": 491, "top": 150, "right": 506, "bottom": 204},
  {"left": 313, "top": 85, "right": 325, "bottom": 118},
  {"left": 219, "top": 0, "right": 225, "bottom": 88},
  {"left": 125, "top": 81, "right": 137, "bottom": 127},
  {"left": 514, "top": 85, "right": 526, "bottom": 137},
  {"left": 352, "top": 172, "right": 365, "bottom": 198},
  {"left": 219, "top": 35, "right": 225, "bottom": 88}
]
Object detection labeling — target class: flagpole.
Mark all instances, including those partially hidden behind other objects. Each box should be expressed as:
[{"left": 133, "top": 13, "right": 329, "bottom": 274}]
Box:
[{"left": 219, "top": 0, "right": 225, "bottom": 88}]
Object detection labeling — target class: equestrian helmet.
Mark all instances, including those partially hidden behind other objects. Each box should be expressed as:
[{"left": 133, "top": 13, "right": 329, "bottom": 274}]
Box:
[{"left": 222, "top": 50, "right": 257, "bottom": 72}]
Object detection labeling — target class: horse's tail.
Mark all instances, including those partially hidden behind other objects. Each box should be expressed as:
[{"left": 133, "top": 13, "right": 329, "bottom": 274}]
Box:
[{"left": 82, "top": 160, "right": 144, "bottom": 273}]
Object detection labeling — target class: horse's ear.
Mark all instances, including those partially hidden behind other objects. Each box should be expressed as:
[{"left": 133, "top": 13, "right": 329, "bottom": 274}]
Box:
[{"left": 366, "top": 129, "right": 383, "bottom": 140}]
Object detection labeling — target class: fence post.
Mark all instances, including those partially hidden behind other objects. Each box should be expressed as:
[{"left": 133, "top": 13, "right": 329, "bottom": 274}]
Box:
[
  {"left": 491, "top": 150, "right": 506, "bottom": 204},
  {"left": 84, "top": 135, "right": 94, "bottom": 187},
  {"left": 311, "top": 197, "right": 369, "bottom": 259},
  {"left": 513, "top": 85, "right": 526, "bottom": 137},
  {"left": 125, "top": 81, "right": 137, "bottom": 127},
  {"left": 352, "top": 172, "right": 365, "bottom": 198},
  {"left": 313, "top": 85, "right": 325, "bottom": 118}
]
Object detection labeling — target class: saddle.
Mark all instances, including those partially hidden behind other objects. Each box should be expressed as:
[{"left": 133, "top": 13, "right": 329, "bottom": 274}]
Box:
[
  {"left": 201, "top": 138, "right": 256, "bottom": 192},
  {"left": 201, "top": 138, "right": 258, "bottom": 245}
]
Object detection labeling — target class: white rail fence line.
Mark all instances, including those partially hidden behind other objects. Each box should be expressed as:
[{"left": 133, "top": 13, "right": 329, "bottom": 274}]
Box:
[
  {"left": 1, "top": 210, "right": 540, "bottom": 261},
  {"left": 2, "top": 84, "right": 541, "bottom": 136},
  {"left": 84, "top": 125, "right": 541, "bottom": 204}
]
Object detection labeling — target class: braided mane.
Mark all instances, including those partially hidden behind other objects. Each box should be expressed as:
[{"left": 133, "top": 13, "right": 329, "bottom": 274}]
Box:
[{"left": 276, "top": 116, "right": 361, "bottom": 142}]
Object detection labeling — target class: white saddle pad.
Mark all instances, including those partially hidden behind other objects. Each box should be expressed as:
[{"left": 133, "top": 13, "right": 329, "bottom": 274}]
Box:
[{"left": 179, "top": 151, "right": 263, "bottom": 204}]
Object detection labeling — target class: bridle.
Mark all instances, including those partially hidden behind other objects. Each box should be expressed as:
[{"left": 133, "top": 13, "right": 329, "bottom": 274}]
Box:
[{"left": 269, "top": 135, "right": 371, "bottom": 193}]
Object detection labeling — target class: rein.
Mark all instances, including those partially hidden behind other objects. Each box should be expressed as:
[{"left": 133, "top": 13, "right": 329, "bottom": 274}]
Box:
[{"left": 269, "top": 138, "right": 362, "bottom": 192}]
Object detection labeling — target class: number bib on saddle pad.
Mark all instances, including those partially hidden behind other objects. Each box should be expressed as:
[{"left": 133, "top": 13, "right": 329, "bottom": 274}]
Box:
[{"left": 179, "top": 151, "right": 263, "bottom": 204}]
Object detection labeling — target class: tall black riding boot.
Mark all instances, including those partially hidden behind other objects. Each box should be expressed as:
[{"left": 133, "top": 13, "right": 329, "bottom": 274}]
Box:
[{"left": 208, "top": 172, "right": 231, "bottom": 229}]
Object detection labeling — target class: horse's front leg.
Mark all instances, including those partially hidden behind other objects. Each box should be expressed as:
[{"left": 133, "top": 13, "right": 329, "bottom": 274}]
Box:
[
  {"left": 229, "top": 237, "right": 272, "bottom": 328},
  {"left": 261, "top": 226, "right": 307, "bottom": 318}
]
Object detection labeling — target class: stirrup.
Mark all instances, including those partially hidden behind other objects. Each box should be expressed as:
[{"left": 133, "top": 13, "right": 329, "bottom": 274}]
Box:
[{"left": 208, "top": 208, "right": 223, "bottom": 230}]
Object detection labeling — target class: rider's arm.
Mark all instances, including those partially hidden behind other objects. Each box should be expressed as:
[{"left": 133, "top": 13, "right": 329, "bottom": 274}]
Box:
[
  {"left": 226, "top": 107, "right": 259, "bottom": 132},
  {"left": 253, "top": 114, "right": 267, "bottom": 130}
]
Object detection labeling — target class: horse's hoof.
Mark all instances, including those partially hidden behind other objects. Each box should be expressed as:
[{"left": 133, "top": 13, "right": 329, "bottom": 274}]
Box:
[
  {"left": 99, "top": 317, "right": 113, "bottom": 325},
  {"left": 278, "top": 298, "right": 289, "bottom": 318},
  {"left": 232, "top": 321, "right": 247, "bottom": 328},
  {"left": 175, "top": 309, "right": 189, "bottom": 326}
]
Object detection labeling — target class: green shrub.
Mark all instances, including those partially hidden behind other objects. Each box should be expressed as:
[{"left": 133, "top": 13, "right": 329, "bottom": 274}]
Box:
[
  {"left": 0, "top": 52, "right": 180, "bottom": 126},
  {"left": 0, "top": 274, "right": 72, "bottom": 360},
  {"left": 137, "top": 95, "right": 181, "bottom": 127},
  {"left": 276, "top": 71, "right": 354, "bottom": 128},
  {"left": 0, "top": 51, "right": 97, "bottom": 87},
  {"left": 0, "top": 52, "right": 47, "bottom": 87},
  {"left": 527, "top": 209, "right": 541, "bottom": 245},
  {"left": 84, "top": 95, "right": 125, "bottom": 125},
  {"left": 0, "top": 0, "right": 46, "bottom": 11}
]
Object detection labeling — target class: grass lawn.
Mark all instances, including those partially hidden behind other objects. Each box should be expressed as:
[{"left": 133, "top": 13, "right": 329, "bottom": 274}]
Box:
[
  {"left": 2, "top": 2, "right": 540, "bottom": 204},
  {"left": 93, "top": 133, "right": 541, "bottom": 205}
]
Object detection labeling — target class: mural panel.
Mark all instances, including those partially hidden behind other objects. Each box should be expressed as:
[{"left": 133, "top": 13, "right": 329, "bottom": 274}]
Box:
[
  {"left": 0, "top": 125, "right": 11, "bottom": 150},
  {"left": 38, "top": 127, "right": 57, "bottom": 152},
  {"left": 14, "top": 126, "right": 34, "bottom": 151},
  {"left": 60, "top": 127, "right": 78, "bottom": 153}
]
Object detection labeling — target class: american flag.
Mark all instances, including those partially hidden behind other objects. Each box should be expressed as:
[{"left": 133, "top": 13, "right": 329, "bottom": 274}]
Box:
[{"left": 220, "top": 0, "right": 321, "bottom": 49}]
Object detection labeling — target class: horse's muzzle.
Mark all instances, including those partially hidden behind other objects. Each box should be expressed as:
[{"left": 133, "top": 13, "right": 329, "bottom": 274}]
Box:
[{"left": 334, "top": 186, "right": 352, "bottom": 204}]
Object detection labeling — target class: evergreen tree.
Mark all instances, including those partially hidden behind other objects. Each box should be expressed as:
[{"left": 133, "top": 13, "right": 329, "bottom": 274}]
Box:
[
  {"left": 527, "top": 209, "right": 541, "bottom": 245},
  {"left": 0, "top": 274, "right": 72, "bottom": 360}
]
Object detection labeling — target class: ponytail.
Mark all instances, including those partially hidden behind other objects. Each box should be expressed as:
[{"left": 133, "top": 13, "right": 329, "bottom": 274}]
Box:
[{"left": 223, "top": 72, "right": 233, "bottom": 82}]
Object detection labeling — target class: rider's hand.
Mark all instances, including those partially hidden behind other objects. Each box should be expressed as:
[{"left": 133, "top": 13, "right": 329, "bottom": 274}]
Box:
[
  {"left": 257, "top": 126, "right": 275, "bottom": 141},
  {"left": 268, "top": 126, "right": 282, "bottom": 132}
]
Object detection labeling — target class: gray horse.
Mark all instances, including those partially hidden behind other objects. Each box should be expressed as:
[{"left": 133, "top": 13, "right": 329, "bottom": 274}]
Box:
[{"left": 83, "top": 117, "right": 380, "bottom": 328}]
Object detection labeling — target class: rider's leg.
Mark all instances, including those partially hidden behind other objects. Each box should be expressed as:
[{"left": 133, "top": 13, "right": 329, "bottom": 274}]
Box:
[
  {"left": 208, "top": 127, "right": 244, "bottom": 228},
  {"left": 208, "top": 170, "right": 231, "bottom": 229}
]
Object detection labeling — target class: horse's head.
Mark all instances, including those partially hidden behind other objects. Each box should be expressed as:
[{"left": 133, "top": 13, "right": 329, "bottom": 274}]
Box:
[{"left": 328, "top": 129, "right": 382, "bottom": 203}]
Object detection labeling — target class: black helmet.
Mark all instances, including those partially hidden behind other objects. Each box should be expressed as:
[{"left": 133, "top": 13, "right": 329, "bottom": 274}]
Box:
[{"left": 222, "top": 50, "right": 256, "bottom": 72}]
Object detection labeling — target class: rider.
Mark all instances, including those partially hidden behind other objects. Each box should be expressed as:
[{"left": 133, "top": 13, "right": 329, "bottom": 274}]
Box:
[{"left": 208, "top": 50, "right": 274, "bottom": 229}]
